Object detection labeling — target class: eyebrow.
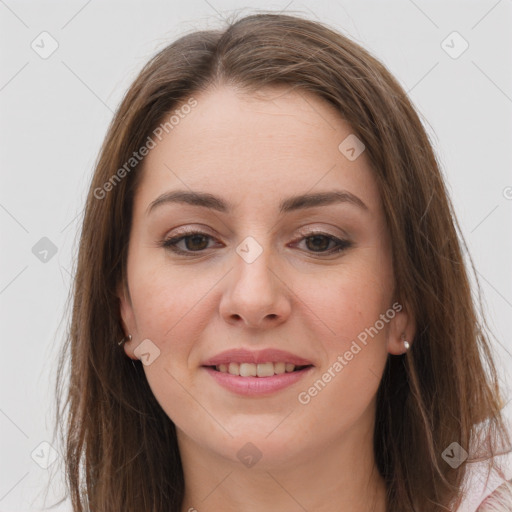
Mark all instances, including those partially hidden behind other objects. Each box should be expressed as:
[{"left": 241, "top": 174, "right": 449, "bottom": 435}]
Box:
[{"left": 146, "top": 189, "right": 368, "bottom": 215}]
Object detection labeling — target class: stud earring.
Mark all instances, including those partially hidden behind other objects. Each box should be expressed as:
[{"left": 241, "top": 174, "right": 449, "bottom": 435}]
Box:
[
  {"left": 118, "top": 334, "right": 132, "bottom": 346},
  {"left": 400, "top": 333, "right": 410, "bottom": 352}
]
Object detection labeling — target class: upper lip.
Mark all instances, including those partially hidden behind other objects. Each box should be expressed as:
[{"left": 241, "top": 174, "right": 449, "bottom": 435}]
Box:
[{"left": 201, "top": 348, "right": 314, "bottom": 367}]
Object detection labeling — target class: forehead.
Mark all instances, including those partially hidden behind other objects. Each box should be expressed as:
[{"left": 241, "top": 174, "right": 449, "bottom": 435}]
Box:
[{"left": 134, "top": 84, "right": 382, "bottom": 217}]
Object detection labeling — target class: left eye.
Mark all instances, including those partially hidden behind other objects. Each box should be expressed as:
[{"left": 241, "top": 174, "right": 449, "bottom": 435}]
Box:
[
  {"left": 161, "top": 231, "right": 351, "bottom": 256},
  {"left": 296, "top": 233, "right": 351, "bottom": 254}
]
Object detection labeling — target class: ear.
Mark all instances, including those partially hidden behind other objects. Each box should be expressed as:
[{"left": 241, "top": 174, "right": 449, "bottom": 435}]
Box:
[
  {"left": 117, "top": 280, "right": 139, "bottom": 360},
  {"left": 386, "top": 301, "right": 416, "bottom": 355}
]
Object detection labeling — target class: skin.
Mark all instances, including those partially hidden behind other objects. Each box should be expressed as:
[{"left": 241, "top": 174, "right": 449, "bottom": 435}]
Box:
[{"left": 118, "top": 83, "right": 416, "bottom": 512}]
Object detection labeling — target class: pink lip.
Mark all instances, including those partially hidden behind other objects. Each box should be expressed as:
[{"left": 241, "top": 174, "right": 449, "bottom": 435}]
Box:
[
  {"left": 203, "top": 366, "right": 314, "bottom": 396},
  {"left": 201, "top": 348, "right": 313, "bottom": 366}
]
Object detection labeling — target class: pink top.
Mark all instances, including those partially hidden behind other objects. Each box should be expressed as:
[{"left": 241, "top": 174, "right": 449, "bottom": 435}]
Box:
[{"left": 455, "top": 447, "right": 512, "bottom": 511}]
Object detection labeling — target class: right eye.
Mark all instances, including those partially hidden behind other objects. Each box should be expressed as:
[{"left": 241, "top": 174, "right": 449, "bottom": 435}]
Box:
[{"left": 161, "top": 231, "right": 220, "bottom": 255}]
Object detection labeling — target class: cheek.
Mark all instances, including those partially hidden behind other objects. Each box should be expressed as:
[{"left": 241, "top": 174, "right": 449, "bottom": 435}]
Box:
[
  {"left": 295, "top": 288, "right": 391, "bottom": 436},
  {"left": 127, "top": 260, "right": 218, "bottom": 430},
  {"left": 301, "top": 248, "right": 394, "bottom": 345},
  {"left": 295, "top": 249, "right": 393, "bottom": 407},
  {"left": 128, "top": 253, "right": 210, "bottom": 339}
]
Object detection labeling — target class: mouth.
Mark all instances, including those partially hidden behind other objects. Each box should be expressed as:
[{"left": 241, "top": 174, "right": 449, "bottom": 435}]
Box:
[
  {"left": 205, "top": 362, "right": 313, "bottom": 377},
  {"left": 201, "top": 348, "right": 314, "bottom": 395}
]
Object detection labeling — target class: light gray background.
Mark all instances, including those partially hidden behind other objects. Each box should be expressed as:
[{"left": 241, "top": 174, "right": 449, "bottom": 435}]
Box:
[{"left": 1, "top": 1, "right": 511, "bottom": 510}]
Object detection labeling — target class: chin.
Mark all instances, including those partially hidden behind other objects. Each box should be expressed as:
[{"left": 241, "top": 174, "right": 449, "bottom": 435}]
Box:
[{"left": 202, "top": 420, "right": 313, "bottom": 468}]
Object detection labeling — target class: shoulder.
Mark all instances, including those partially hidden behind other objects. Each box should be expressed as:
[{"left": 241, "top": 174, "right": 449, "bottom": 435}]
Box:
[
  {"left": 477, "top": 479, "right": 512, "bottom": 512},
  {"left": 457, "top": 445, "right": 512, "bottom": 512}
]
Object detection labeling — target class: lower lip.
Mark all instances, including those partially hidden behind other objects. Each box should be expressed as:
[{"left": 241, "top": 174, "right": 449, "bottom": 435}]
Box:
[{"left": 203, "top": 366, "right": 313, "bottom": 396}]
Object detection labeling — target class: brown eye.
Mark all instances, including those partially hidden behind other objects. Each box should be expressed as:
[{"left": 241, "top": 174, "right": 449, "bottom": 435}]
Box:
[
  {"left": 304, "top": 235, "right": 332, "bottom": 252},
  {"left": 162, "top": 232, "right": 216, "bottom": 254},
  {"left": 182, "top": 234, "right": 210, "bottom": 251},
  {"left": 295, "top": 232, "right": 352, "bottom": 255}
]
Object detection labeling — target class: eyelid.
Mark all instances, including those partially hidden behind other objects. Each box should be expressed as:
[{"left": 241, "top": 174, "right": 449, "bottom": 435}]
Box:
[
  {"left": 293, "top": 225, "right": 349, "bottom": 239},
  {"left": 166, "top": 224, "right": 216, "bottom": 237}
]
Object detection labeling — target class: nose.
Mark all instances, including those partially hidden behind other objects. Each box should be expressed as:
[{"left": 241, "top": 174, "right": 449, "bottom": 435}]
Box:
[{"left": 219, "top": 245, "right": 292, "bottom": 330}]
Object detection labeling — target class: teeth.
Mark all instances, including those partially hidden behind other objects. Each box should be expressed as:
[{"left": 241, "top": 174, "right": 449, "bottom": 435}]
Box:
[
  {"left": 240, "top": 363, "right": 257, "bottom": 377},
  {"left": 274, "top": 362, "right": 286, "bottom": 374},
  {"left": 215, "top": 362, "right": 303, "bottom": 377},
  {"left": 256, "top": 362, "right": 274, "bottom": 377}
]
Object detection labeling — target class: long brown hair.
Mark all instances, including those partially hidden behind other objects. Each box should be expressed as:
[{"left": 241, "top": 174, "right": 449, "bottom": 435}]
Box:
[{"left": 52, "top": 12, "right": 511, "bottom": 511}]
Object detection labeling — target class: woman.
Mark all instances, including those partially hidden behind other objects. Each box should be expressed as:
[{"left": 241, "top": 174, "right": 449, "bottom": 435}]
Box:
[{"left": 54, "top": 12, "right": 512, "bottom": 511}]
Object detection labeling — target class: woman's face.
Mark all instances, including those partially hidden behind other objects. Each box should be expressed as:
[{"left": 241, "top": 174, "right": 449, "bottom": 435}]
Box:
[{"left": 119, "top": 84, "right": 413, "bottom": 468}]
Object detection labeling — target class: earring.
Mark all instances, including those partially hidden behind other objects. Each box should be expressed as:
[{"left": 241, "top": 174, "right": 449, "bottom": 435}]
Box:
[
  {"left": 118, "top": 334, "right": 132, "bottom": 346},
  {"left": 401, "top": 333, "right": 410, "bottom": 352}
]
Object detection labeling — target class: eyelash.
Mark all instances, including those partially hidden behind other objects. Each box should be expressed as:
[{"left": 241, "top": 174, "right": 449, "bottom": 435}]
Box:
[{"left": 160, "top": 230, "right": 352, "bottom": 256}]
